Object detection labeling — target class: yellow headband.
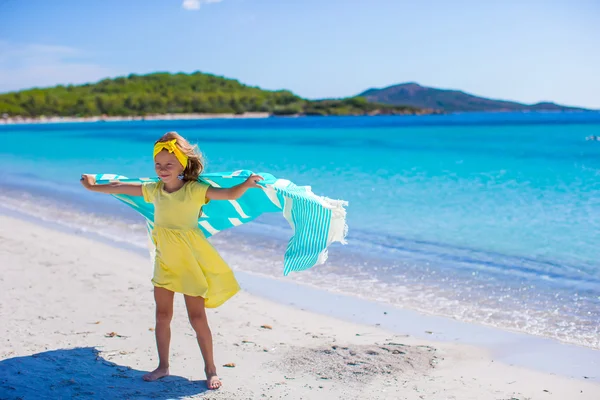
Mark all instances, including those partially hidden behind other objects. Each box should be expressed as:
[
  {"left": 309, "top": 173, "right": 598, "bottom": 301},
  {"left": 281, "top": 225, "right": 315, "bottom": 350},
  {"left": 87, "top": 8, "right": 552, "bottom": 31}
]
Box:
[{"left": 153, "top": 139, "right": 188, "bottom": 168}]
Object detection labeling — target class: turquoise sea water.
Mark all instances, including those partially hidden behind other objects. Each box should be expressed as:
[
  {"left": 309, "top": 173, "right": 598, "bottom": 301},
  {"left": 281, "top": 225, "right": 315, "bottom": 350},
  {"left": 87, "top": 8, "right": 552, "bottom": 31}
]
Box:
[{"left": 1, "top": 113, "right": 599, "bottom": 348}]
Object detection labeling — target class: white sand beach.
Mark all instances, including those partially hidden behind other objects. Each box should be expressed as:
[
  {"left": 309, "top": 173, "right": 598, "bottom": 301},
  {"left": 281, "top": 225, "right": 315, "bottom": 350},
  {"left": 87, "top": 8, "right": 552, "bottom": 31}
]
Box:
[
  {"left": 0, "top": 112, "right": 271, "bottom": 125},
  {"left": 1, "top": 214, "right": 599, "bottom": 399}
]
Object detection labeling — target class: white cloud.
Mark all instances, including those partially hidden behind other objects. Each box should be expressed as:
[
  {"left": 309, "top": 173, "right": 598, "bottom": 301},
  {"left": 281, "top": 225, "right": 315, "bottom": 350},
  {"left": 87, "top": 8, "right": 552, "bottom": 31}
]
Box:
[
  {"left": 0, "top": 41, "right": 117, "bottom": 93},
  {"left": 182, "top": 0, "right": 223, "bottom": 11}
]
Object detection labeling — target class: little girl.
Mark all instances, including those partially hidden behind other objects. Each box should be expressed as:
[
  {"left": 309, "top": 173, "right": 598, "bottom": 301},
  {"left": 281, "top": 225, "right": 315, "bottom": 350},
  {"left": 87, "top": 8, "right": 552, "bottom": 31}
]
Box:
[{"left": 80, "top": 131, "right": 263, "bottom": 389}]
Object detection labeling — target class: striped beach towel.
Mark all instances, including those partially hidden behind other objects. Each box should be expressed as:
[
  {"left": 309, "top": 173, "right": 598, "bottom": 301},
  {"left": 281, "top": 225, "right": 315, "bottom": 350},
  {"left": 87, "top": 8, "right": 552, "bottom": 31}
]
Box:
[{"left": 94, "top": 170, "right": 348, "bottom": 275}]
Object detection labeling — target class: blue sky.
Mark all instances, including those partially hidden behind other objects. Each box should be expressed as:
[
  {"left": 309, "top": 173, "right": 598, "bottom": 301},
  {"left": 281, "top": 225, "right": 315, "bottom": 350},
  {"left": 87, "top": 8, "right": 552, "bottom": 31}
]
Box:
[{"left": 1, "top": 0, "right": 598, "bottom": 108}]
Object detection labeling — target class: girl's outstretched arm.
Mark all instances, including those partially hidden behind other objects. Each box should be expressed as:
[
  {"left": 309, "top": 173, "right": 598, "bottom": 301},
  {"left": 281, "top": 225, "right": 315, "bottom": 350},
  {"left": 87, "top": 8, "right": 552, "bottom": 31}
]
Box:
[
  {"left": 206, "top": 174, "right": 263, "bottom": 201},
  {"left": 80, "top": 174, "right": 143, "bottom": 196}
]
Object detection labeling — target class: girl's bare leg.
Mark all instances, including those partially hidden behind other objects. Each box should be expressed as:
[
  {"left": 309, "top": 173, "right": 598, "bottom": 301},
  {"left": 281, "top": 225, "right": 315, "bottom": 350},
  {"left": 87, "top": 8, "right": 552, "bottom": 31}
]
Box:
[
  {"left": 143, "top": 287, "right": 174, "bottom": 382},
  {"left": 184, "top": 295, "right": 221, "bottom": 390}
]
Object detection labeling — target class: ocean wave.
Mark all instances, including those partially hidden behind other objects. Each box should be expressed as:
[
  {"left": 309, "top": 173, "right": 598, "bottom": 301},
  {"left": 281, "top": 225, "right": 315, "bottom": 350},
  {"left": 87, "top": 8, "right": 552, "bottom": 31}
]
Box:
[{"left": 2, "top": 183, "right": 598, "bottom": 349}]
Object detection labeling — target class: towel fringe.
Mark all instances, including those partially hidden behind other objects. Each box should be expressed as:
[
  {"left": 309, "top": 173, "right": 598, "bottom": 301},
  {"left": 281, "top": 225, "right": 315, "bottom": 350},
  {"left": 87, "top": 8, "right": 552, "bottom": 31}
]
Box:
[{"left": 322, "top": 196, "right": 348, "bottom": 246}]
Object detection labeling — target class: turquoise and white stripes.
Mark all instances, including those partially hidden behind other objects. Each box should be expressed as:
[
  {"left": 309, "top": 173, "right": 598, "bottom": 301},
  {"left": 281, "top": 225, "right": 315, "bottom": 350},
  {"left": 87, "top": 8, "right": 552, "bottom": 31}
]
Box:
[{"left": 94, "top": 170, "right": 348, "bottom": 275}]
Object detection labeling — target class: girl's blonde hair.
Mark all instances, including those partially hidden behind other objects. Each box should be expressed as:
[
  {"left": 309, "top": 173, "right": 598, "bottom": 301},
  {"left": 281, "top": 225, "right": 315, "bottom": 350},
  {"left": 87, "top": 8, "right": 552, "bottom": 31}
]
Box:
[{"left": 155, "top": 132, "right": 205, "bottom": 181}]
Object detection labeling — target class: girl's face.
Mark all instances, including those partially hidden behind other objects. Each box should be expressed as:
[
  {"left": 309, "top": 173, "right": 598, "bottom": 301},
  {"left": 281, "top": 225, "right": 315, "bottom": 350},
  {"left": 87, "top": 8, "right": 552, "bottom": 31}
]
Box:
[{"left": 154, "top": 150, "right": 184, "bottom": 184}]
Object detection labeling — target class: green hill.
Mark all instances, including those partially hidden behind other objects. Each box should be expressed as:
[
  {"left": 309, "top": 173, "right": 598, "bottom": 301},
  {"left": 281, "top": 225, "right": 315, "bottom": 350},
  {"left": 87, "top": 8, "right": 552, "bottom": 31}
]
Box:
[
  {"left": 0, "top": 72, "right": 425, "bottom": 117},
  {"left": 359, "top": 82, "right": 589, "bottom": 113}
]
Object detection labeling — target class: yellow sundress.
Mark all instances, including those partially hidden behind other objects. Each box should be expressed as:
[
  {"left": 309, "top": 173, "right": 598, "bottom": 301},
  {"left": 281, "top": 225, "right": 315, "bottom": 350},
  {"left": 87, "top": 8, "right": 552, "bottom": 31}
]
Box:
[{"left": 141, "top": 180, "right": 240, "bottom": 308}]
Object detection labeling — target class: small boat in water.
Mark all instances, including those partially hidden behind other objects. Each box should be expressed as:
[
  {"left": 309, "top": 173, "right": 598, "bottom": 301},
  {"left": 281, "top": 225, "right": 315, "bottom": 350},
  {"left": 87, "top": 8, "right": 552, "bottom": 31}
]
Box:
[{"left": 585, "top": 135, "right": 600, "bottom": 141}]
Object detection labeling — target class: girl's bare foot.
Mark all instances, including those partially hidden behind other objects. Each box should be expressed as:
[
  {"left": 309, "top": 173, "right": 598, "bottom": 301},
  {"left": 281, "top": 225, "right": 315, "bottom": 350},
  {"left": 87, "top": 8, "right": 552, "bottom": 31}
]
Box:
[
  {"left": 206, "top": 370, "right": 222, "bottom": 390},
  {"left": 143, "top": 366, "right": 170, "bottom": 382}
]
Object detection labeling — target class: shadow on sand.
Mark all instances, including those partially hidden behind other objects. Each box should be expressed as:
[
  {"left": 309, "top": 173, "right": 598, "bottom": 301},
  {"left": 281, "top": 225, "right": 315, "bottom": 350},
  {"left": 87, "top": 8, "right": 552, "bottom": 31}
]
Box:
[{"left": 0, "top": 347, "right": 210, "bottom": 399}]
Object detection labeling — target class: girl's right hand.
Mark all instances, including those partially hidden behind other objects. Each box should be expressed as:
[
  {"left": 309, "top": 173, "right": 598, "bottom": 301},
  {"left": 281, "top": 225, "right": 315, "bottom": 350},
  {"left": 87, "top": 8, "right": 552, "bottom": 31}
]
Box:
[
  {"left": 78, "top": 176, "right": 142, "bottom": 196},
  {"left": 80, "top": 174, "right": 96, "bottom": 189}
]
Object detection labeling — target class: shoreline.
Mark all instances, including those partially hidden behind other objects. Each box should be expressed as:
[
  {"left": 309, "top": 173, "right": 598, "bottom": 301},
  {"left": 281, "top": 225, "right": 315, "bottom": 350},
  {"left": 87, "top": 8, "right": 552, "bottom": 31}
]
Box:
[
  {"left": 0, "top": 112, "right": 272, "bottom": 125},
  {"left": 0, "top": 111, "right": 435, "bottom": 125},
  {"left": 2, "top": 110, "right": 599, "bottom": 127},
  {"left": 1, "top": 178, "right": 599, "bottom": 352},
  {"left": 2, "top": 208, "right": 599, "bottom": 381}
]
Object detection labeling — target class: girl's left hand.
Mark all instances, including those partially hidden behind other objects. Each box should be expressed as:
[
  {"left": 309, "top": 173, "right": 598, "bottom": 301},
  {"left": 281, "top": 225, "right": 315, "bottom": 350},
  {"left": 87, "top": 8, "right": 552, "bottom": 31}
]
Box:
[{"left": 243, "top": 174, "right": 264, "bottom": 188}]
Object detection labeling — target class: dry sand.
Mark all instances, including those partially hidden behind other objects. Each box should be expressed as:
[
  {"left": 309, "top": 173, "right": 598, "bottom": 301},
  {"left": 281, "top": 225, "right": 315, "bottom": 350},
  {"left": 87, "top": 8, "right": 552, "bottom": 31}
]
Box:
[{"left": 0, "top": 215, "right": 598, "bottom": 399}]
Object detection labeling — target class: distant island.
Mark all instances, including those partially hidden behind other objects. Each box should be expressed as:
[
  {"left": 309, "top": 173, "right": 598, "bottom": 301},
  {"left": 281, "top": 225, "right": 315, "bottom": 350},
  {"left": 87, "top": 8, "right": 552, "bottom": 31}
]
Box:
[
  {"left": 0, "top": 72, "right": 428, "bottom": 120},
  {"left": 359, "top": 82, "right": 590, "bottom": 113},
  {"left": 1, "top": 73, "right": 591, "bottom": 122}
]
